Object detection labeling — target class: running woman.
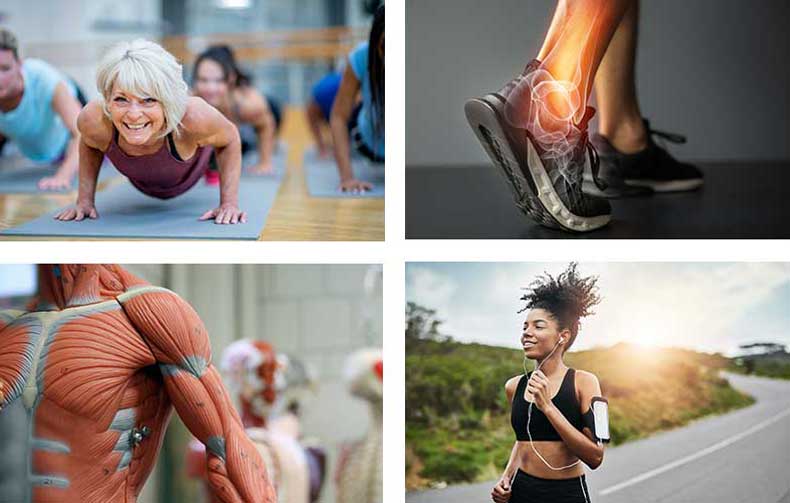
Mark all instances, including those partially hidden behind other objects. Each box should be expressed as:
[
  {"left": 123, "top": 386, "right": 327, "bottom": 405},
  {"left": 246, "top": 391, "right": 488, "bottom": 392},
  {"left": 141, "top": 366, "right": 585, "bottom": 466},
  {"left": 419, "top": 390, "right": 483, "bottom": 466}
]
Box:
[{"left": 493, "top": 263, "right": 607, "bottom": 503}]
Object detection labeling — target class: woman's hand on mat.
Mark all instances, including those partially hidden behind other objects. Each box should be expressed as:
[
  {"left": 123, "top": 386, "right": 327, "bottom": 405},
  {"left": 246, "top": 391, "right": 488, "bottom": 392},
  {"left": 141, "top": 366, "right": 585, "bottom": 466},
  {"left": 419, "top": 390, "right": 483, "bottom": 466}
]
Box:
[
  {"left": 38, "top": 174, "right": 72, "bottom": 191},
  {"left": 339, "top": 178, "right": 373, "bottom": 193},
  {"left": 249, "top": 161, "right": 274, "bottom": 175},
  {"left": 491, "top": 476, "right": 512, "bottom": 503},
  {"left": 199, "top": 203, "right": 248, "bottom": 225},
  {"left": 526, "top": 370, "right": 552, "bottom": 411},
  {"left": 54, "top": 201, "right": 98, "bottom": 221}
]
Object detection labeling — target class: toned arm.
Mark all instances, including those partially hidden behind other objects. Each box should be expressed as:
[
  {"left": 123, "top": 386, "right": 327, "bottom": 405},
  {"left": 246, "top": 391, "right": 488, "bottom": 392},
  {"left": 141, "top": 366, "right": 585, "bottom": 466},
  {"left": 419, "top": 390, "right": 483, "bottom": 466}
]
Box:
[
  {"left": 182, "top": 97, "right": 246, "bottom": 224},
  {"left": 330, "top": 63, "right": 370, "bottom": 192},
  {"left": 119, "top": 288, "right": 275, "bottom": 502},
  {"left": 39, "top": 81, "right": 83, "bottom": 189},
  {"left": 238, "top": 89, "right": 275, "bottom": 173},
  {"left": 540, "top": 370, "right": 605, "bottom": 469},
  {"left": 54, "top": 101, "right": 110, "bottom": 221}
]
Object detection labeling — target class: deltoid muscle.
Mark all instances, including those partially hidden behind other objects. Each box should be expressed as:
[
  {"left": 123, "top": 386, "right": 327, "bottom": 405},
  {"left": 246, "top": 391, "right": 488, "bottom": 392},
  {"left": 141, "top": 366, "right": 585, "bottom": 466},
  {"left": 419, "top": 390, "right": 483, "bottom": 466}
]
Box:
[
  {"left": 0, "top": 265, "right": 275, "bottom": 503},
  {"left": 335, "top": 348, "right": 382, "bottom": 503}
]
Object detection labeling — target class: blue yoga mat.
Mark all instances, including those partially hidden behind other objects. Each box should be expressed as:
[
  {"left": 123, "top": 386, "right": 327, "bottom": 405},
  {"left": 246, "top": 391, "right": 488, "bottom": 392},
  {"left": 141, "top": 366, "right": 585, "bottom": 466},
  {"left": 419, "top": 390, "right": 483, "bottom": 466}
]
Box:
[
  {"left": 3, "top": 170, "right": 283, "bottom": 240},
  {"left": 303, "top": 149, "right": 384, "bottom": 199},
  {"left": 0, "top": 159, "right": 122, "bottom": 194}
]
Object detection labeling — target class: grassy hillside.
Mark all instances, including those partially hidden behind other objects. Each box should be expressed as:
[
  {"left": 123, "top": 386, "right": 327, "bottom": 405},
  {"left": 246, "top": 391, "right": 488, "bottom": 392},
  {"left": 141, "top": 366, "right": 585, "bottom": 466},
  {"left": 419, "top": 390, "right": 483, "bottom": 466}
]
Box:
[{"left": 406, "top": 339, "right": 755, "bottom": 490}]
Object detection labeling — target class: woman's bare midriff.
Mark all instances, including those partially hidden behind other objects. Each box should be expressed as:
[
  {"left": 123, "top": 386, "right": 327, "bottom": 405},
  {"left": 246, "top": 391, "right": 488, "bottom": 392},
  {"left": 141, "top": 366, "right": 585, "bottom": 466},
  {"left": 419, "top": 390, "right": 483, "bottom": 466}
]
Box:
[{"left": 516, "top": 440, "right": 585, "bottom": 479}]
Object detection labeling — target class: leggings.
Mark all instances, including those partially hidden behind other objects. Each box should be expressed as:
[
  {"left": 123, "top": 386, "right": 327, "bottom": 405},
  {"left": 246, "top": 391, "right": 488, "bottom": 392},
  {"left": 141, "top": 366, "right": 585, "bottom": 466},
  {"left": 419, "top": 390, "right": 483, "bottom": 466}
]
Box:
[{"left": 510, "top": 469, "right": 591, "bottom": 503}]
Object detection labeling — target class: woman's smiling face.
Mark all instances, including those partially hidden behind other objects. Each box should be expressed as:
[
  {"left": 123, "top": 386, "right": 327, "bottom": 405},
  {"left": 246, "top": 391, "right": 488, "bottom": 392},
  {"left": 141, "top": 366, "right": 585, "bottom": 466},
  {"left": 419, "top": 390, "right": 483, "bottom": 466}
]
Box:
[
  {"left": 521, "top": 308, "right": 564, "bottom": 359},
  {"left": 108, "top": 84, "right": 166, "bottom": 146},
  {"left": 193, "top": 58, "right": 230, "bottom": 108}
]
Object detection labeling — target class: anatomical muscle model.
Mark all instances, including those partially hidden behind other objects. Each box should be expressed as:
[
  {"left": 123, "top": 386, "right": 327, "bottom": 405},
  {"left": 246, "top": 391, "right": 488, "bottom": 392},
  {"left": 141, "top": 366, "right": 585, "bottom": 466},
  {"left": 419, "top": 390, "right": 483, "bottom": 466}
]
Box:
[
  {"left": 0, "top": 264, "right": 275, "bottom": 502},
  {"left": 335, "top": 348, "right": 383, "bottom": 503},
  {"left": 187, "top": 339, "right": 326, "bottom": 503}
]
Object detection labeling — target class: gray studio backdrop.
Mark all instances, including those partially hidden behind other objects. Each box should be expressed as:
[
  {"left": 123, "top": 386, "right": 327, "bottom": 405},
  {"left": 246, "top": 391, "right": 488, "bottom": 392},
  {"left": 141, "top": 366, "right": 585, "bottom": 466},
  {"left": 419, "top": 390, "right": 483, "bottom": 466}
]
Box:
[{"left": 406, "top": 0, "right": 790, "bottom": 165}]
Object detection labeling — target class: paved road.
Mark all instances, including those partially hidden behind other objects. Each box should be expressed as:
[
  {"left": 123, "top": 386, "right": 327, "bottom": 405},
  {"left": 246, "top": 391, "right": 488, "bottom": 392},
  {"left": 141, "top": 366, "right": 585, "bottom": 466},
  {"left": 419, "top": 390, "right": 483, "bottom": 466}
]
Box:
[{"left": 407, "top": 373, "right": 790, "bottom": 503}]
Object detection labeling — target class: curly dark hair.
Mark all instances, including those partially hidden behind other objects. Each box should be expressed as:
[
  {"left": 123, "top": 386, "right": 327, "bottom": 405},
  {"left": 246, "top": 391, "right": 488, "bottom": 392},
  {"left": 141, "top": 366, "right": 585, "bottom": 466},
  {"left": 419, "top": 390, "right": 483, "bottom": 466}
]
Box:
[{"left": 518, "top": 263, "right": 601, "bottom": 351}]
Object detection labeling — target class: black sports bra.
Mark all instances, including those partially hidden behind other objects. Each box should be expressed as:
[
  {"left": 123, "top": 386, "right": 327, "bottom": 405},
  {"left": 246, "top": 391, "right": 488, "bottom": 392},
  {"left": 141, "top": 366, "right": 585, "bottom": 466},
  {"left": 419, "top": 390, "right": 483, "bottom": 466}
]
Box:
[{"left": 510, "top": 368, "right": 585, "bottom": 441}]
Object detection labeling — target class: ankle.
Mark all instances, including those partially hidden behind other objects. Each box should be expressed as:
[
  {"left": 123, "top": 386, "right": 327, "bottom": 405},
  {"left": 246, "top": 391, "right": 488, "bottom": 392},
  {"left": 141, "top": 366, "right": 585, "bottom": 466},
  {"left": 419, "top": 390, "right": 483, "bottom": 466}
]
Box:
[{"left": 599, "top": 118, "right": 648, "bottom": 154}]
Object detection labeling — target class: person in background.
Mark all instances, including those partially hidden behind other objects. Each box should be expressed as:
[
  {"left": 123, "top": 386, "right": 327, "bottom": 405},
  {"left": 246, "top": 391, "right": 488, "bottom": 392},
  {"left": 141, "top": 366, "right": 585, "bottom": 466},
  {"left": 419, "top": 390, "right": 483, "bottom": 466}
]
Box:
[
  {"left": 306, "top": 71, "right": 342, "bottom": 159},
  {"left": 330, "top": 4, "right": 385, "bottom": 193},
  {"left": 0, "top": 28, "right": 84, "bottom": 190},
  {"left": 192, "top": 45, "right": 281, "bottom": 175}
]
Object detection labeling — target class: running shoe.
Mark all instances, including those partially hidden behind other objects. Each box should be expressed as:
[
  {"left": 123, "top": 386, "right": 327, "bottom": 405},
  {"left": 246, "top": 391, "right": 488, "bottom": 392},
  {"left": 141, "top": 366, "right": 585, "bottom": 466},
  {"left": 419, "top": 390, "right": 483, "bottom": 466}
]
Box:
[
  {"left": 464, "top": 60, "right": 611, "bottom": 232},
  {"left": 586, "top": 120, "right": 703, "bottom": 195}
]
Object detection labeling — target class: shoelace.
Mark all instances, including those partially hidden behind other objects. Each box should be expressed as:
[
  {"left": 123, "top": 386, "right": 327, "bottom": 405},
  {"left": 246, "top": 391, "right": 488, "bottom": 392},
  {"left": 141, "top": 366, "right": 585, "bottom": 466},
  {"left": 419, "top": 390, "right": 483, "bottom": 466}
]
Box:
[
  {"left": 557, "top": 120, "right": 607, "bottom": 211},
  {"left": 582, "top": 130, "right": 607, "bottom": 192},
  {"left": 649, "top": 127, "right": 686, "bottom": 144},
  {"left": 648, "top": 125, "right": 686, "bottom": 152}
]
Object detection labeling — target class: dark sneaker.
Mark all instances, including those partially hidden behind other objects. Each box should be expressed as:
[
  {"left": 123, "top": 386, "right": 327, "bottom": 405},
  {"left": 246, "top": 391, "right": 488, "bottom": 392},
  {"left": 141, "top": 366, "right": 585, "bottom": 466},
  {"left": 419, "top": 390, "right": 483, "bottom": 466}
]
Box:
[
  {"left": 586, "top": 120, "right": 703, "bottom": 195},
  {"left": 464, "top": 60, "right": 611, "bottom": 232}
]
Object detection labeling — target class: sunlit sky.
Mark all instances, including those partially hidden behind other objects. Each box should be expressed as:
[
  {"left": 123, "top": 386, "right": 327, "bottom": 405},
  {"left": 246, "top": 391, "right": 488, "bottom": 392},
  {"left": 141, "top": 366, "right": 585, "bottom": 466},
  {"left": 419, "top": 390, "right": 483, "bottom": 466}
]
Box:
[
  {"left": 0, "top": 264, "right": 37, "bottom": 298},
  {"left": 406, "top": 262, "right": 790, "bottom": 356}
]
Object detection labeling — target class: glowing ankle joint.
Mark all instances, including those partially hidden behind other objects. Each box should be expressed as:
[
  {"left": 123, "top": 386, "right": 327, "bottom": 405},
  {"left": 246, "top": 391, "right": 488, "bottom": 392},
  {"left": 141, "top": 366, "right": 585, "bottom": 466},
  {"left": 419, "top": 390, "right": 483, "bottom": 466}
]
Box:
[{"left": 504, "top": 68, "right": 582, "bottom": 160}]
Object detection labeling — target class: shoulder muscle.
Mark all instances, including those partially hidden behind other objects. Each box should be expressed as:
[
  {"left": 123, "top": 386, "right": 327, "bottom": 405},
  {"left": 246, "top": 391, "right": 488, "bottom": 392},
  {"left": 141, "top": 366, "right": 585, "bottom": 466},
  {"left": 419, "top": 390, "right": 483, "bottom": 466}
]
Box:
[
  {"left": 575, "top": 370, "right": 602, "bottom": 410},
  {"left": 117, "top": 287, "right": 211, "bottom": 375},
  {"left": 77, "top": 100, "right": 112, "bottom": 150},
  {"left": 505, "top": 374, "right": 522, "bottom": 403}
]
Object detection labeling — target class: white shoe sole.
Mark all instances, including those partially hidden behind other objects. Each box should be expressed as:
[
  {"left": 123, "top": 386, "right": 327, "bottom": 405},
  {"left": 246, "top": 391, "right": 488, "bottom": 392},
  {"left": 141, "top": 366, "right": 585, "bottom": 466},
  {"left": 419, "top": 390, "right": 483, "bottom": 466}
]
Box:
[
  {"left": 465, "top": 96, "right": 611, "bottom": 233},
  {"left": 625, "top": 178, "right": 704, "bottom": 192}
]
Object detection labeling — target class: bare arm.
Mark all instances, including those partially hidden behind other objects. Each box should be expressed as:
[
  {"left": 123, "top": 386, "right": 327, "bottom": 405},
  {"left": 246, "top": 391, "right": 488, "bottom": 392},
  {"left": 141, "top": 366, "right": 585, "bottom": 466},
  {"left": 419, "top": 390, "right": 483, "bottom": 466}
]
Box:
[
  {"left": 330, "top": 63, "right": 370, "bottom": 192},
  {"left": 491, "top": 376, "right": 522, "bottom": 503},
  {"left": 40, "top": 81, "right": 83, "bottom": 190},
  {"left": 183, "top": 97, "right": 246, "bottom": 224},
  {"left": 240, "top": 91, "right": 276, "bottom": 173},
  {"left": 305, "top": 100, "right": 329, "bottom": 157},
  {"left": 119, "top": 288, "right": 275, "bottom": 502},
  {"left": 501, "top": 376, "right": 522, "bottom": 480},
  {"left": 530, "top": 370, "right": 605, "bottom": 469},
  {"left": 55, "top": 101, "right": 109, "bottom": 221}
]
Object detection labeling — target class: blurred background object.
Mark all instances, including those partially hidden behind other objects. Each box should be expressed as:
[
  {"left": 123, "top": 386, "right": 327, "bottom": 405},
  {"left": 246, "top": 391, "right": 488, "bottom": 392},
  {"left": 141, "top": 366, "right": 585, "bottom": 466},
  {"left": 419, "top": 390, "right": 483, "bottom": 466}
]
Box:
[{"left": 0, "top": 0, "right": 382, "bottom": 106}]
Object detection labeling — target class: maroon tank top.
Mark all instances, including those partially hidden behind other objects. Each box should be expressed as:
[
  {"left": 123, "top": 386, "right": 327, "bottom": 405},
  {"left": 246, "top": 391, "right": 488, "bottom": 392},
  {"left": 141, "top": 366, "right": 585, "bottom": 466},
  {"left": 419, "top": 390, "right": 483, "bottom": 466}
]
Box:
[{"left": 106, "top": 128, "right": 214, "bottom": 199}]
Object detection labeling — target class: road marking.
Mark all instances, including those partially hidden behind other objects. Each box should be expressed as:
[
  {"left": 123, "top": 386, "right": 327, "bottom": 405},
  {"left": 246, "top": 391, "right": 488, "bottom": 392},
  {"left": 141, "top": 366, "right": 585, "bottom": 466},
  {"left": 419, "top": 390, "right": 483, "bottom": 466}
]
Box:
[{"left": 599, "top": 406, "right": 790, "bottom": 496}]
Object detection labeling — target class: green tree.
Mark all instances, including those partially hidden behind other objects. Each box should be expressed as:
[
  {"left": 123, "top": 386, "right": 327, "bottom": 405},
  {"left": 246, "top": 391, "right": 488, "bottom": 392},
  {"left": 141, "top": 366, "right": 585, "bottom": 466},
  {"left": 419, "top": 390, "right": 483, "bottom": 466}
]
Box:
[{"left": 405, "top": 302, "right": 443, "bottom": 343}]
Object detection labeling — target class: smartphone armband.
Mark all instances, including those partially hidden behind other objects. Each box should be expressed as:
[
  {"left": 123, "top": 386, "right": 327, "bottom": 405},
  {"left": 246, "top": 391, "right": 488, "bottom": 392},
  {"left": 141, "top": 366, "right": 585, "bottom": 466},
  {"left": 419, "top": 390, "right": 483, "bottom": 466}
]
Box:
[{"left": 582, "top": 396, "right": 610, "bottom": 443}]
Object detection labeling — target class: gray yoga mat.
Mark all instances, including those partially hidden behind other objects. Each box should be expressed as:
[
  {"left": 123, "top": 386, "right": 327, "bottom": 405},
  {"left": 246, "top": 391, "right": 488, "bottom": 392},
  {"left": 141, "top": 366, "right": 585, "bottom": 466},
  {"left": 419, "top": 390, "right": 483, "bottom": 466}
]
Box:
[
  {"left": 2, "top": 170, "right": 283, "bottom": 240},
  {"left": 241, "top": 140, "right": 289, "bottom": 172},
  {"left": 0, "top": 158, "right": 122, "bottom": 194},
  {"left": 303, "top": 149, "right": 384, "bottom": 198}
]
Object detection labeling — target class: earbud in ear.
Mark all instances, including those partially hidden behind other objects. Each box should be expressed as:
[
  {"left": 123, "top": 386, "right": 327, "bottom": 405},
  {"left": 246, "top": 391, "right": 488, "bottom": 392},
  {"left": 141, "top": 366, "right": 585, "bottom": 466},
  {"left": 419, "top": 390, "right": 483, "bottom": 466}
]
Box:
[{"left": 559, "top": 336, "right": 565, "bottom": 343}]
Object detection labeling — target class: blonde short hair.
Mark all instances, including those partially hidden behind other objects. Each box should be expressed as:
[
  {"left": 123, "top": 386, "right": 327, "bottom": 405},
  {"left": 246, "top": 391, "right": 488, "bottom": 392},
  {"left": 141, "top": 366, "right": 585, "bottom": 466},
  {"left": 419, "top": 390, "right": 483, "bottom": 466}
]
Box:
[{"left": 96, "top": 39, "right": 188, "bottom": 137}]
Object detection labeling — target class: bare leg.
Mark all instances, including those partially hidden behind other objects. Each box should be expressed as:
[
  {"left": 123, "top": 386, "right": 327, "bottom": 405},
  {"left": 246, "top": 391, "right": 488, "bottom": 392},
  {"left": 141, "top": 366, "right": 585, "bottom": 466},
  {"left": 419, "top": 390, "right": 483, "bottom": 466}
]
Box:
[
  {"left": 506, "top": 0, "right": 634, "bottom": 131},
  {"left": 594, "top": 0, "right": 648, "bottom": 153}
]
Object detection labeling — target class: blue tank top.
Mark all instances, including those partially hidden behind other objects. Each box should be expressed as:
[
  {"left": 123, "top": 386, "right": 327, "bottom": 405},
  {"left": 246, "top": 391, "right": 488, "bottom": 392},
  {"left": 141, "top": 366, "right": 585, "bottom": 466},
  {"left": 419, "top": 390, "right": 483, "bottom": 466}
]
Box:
[
  {"left": 0, "top": 59, "right": 75, "bottom": 162},
  {"left": 348, "top": 42, "right": 384, "bottom": 159}
]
